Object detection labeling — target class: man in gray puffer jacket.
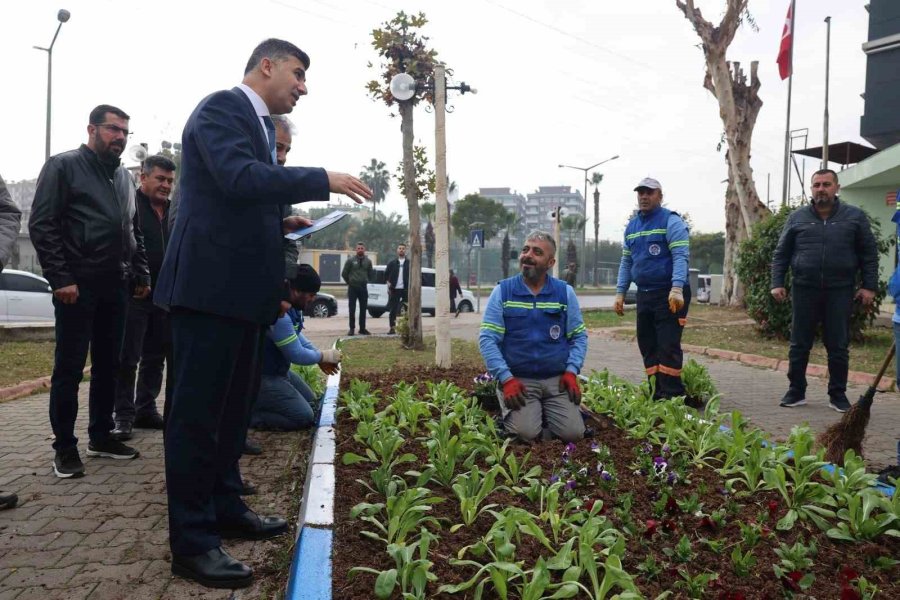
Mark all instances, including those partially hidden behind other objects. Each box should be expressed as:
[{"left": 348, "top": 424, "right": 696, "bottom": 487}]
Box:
[{"left": 771, "top": 168, "right": 878, "bottom": 413}]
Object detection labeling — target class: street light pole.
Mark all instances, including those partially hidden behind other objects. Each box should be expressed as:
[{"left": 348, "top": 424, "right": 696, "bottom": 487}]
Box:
[
  {"left": 558, "top": 154, "right": 619, "bottom": 286},
  {"left": 34, "top": 9, "right": 71, "bottom": 162}
]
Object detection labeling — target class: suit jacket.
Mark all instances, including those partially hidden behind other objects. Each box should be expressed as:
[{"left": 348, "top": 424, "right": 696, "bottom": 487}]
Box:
[
  {"left": 385, "top": 257, "right": 410, "bottom": 290},
  {"left": 154, "top": 87, "right": 329, "bottom": 324}
]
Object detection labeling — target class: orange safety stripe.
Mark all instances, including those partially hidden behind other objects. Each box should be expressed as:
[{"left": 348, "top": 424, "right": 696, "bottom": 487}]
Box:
[
  {"left": 658, "top": 364, "right": 682, "bottom": 376},
  {"left": 645, "top": 366, "right": 659, "bottom": 375},
  {"left": 678, "top": 318, "right": 687, "bottom": 327}
]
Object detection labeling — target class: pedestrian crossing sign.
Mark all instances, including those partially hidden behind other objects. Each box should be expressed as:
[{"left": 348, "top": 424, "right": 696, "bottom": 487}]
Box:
[{"left": 469, "top": 229, "right": 484, "bottom": 248}]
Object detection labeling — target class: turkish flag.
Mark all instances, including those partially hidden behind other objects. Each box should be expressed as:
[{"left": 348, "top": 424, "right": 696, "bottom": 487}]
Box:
[{"left": 777, "top": 1, "right": 794, "bottom": 80}]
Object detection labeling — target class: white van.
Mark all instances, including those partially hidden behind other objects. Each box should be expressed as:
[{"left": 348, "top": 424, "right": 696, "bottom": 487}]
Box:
[
  {"left": 367, "top": 265, "right": 475, "bottom": 317},
  {"left": 0, "top": 270, "right": 54, "bottom": 322}
]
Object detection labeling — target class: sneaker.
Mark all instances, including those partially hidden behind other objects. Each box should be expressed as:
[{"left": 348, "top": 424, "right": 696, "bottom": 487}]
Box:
[
  {"left": 829, "top": 395, "right": 851, "bottom": 413},
  {"left": 110, "top": 420, "right": 134, "bottom": 441},
  {"left": 359, "top": 329, "right": 371, "bottom": 335},
  {"left": 53, "top": 448, "right": 85, "bottom": 478},
  {"left": 86, "top": 439, "right": 140, "bottom": 460},
  {"left": 779, "top": 390, "right": 807, "bottom": 408},
  {"left": 134, "top": 413, "right": 164, "bottom": 430}
]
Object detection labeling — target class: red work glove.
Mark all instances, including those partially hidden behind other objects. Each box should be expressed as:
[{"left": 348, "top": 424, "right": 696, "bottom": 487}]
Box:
[
  {"left": 502, "top": 378, "right": 527, "bottom": 411},
  {"left": 559, "top": 372, "right": 581, "bottom": 405}
]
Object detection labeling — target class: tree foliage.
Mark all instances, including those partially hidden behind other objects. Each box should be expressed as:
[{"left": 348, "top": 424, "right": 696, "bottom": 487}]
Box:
[
  {"left": 450, "top": 194, "right": 509, "bottom": 243},
  {"left": 395, "top": 145, "right": 435, "bottom": 204},
  {"left": 356, "top": 212, "right": 410, "bottom": 263},
  {"left": 690, "top": 231, "right": 725, "bottom": 274},
  {"left": 735, "top": 206, "right": 889, "bottom": 341},
  {"left": 359, "top": 158, "right": 391, "bottom": 212}
]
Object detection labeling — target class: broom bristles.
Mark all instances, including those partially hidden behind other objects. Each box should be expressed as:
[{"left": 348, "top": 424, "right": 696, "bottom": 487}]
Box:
[{"left": 817, "top": 401, "right": 872, "bottom": 466}]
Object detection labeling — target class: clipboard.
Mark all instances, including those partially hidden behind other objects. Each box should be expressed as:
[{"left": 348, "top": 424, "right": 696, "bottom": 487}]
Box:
[{"left": 284, "top": 210, "right": 349, "bottom": 241}]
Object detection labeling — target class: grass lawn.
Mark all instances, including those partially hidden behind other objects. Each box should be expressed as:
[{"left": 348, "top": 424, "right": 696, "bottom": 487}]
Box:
[
  {"left": 341, "top": 336, "right": 483, "bottom": 372},
  {"left": 681, "top": 323, "right": 894, "bottom": 375},
  {"left": 583, "top": 303, "right": 748, "bottom": 329},
  {"left": 0, "top": 341, "right": 61, "bottom": 387}
]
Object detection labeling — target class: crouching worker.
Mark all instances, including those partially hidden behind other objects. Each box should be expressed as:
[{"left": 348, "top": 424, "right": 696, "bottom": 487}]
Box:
[
  {"left": 479, "top": 230, "right": 588, "bottom": 442},
  {"left": 250, "top": 264, "right": 341, "bottom": 431}
]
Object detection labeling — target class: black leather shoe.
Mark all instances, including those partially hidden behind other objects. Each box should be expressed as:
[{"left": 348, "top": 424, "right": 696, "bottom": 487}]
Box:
[
  {"left": 171, "top": 546, "right": 253, "bottom": 589},
  {"left": 239, "top": 478, "right": 258, "bottom": 496},
  {"left": 219, "top": 510, "right": 288, "bottom": 540},
  {"left": 243, "top": 439, "right": 263, "bottom": 456},
  {"left": 134, "top": 413, "right": 164, "bottom": 430},
  {"left": 110, "top": 421, "right": 133, "bottom": 441},
  {"left": 0, "top": 491, "right": 18, "bottom": 509}
]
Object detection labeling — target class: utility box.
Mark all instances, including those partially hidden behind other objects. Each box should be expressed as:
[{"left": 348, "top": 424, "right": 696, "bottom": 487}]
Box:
[{"left": 709, "top": 274, "right": 724, "bottom": 305}]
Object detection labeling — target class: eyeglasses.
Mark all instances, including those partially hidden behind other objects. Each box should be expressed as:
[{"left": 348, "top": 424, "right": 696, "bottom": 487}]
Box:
[{"left": 96, "top": 123, "right": 132, "bottom": 137}]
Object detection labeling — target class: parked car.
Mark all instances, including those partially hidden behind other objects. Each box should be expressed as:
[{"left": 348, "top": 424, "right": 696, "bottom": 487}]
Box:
[
  {"left": 367, "top": 266, "right": 475, "bottom": 317},
  {"left": 0, "top": 270, "right": 54, "bottom": 322},
  {"left": 304, "top": 292, "right": 338, "bottom": 318}
]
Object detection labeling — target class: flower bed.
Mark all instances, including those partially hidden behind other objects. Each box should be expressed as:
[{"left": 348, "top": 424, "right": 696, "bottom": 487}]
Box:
[{"left": 331, "top": 365, "right": 900, "bottom": 599}]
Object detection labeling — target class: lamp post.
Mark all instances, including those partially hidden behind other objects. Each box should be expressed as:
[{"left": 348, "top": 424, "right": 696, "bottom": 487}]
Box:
[
  {"left": 34, "top": 9, "right": 71, "bottom": 162},
  {"left": 558, "top": 154, "right": 619, "bottom": 286}
]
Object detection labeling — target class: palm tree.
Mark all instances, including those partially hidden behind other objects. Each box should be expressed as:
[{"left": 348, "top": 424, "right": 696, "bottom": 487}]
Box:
[
  {"left": 561, "top": 215, "right": 586, "bottom": 275},
  {"left": 421, "top": 202, "right": 436, "bottom": 268},
  {"left": 590, "top": 172, "right": 604, "bottom": 285},
  {"left": 359, "top": 158, "right": 391, "bottom": 214}
]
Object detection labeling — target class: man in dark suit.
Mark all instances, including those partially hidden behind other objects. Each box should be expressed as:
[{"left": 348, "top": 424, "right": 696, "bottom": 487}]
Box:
[
  {"left": 385, "top": 242, "right": 410, "bottom": 335},
  {"left": 154, "top": 39, "right": 371, "bottom": 589}
]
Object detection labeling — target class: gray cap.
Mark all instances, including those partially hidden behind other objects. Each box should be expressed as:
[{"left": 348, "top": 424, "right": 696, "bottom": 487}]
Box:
[{"left": 634, "top": 177, "right": 662, "bottom": 191}]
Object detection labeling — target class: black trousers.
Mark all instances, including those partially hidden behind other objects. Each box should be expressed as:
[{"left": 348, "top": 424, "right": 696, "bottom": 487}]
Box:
[
  {"left": 49, "top": 277, "right": 129, "bottom": 451},
  {"left": 165, "top": 309, "right": 260, "bottom": 556},
  {"left": 388, "top": 288, "right": 408, "bottom": 327},
  {"left": 347, "top": 285, "right": 368, "bottom": 330},
  {"left": 788, "top": 285, "right": 854, "bottom": 398},
  {"left": 636, "top": 286, "right": 691, "bottom": 399},
  {"left": 114, "top": 299, "right": 171, "bottom": 423}
]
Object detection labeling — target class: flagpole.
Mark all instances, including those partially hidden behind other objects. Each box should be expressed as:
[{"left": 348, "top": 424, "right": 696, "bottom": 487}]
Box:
[
  {"left": 822, "top": 16, "right": 831, "bottom": 168},
  {"left": 781, "top": 0, "right": 796, "bottom": 207}
]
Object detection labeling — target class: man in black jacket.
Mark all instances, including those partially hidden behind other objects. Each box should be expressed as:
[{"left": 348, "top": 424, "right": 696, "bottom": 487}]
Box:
[
  {"left": 385, "top": 243, "right": 410, "bottom": 335},
  {"left": 30, "top": 104, "right": 150, "bottom": 478},
  {"left": 771, "top": 169, "right": 878, "bottom": 413},
  {"left": 112, "top": 156, "right": 176, "bottom": 440}
]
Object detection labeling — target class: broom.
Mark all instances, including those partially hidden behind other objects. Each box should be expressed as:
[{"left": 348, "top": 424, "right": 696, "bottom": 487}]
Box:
[{"left": 818, "top": 342, "right": 895, "bottom": 466}]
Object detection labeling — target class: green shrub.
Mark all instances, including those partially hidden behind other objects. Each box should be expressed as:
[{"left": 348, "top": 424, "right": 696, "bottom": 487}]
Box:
[{"left": 735, "top": 204, "right": 889, "bottom": 341}]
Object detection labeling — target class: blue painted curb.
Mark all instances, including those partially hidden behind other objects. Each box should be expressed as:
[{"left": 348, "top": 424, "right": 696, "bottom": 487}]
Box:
[{"left": 285, "top": 339, "right": 343, "bottom": 600}]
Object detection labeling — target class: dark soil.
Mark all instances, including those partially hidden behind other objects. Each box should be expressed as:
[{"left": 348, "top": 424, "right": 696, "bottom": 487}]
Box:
[{"left": 331, "top": 366, "right": 900, "bottom": 599}]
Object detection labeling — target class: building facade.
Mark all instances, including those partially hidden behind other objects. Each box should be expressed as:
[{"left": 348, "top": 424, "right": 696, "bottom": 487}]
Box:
[{"left": 524, "top": 186, "right": 584, "bottom": 233}]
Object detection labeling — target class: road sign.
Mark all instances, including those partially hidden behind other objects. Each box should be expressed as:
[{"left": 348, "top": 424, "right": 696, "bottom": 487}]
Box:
[{"left": 469, "top": 229, "right": 484, "bottom": 248}]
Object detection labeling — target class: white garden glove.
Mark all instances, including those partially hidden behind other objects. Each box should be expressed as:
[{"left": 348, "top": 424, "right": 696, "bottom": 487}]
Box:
[
  {"left": 668, "top": 287, "right": 684, "bottom": 313},
  {"left": 320, "top": 349, "right": 343, "bottom": 364}
]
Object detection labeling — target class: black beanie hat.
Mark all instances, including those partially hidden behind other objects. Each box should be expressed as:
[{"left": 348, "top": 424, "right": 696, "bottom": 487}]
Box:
[{"left": 289, "top": 263, "right": 321, "bottom": 294}]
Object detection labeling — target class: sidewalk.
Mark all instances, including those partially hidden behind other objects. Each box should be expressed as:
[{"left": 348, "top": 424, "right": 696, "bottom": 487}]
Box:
[
  {"left": 0, "top": 384, "right": 308, "bottom": 599},
  {"left": 584, "top": 332, "right": 900, "bottom": 469}
]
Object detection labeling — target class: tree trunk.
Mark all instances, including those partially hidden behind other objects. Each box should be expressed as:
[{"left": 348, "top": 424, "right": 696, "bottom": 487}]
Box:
[
  {"left": 501, "top": 231, "right": 510, "bottom": 279},
  {"left": 399, "top": 101, "right": 424, "bottom": 349},
  {"left": 676, "top": 0, "right": 770, "bottom": 306},
  {"left": 593, "top": 189, "right": 600, "bottom": 286}
]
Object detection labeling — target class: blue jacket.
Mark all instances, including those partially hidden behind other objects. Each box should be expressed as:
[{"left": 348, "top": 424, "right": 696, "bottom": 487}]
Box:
[
  {"left": 616, "top": 206, "right": 690, "bottom": 293},
  {"left": 153, "top": 87, "right": 330, "bottom": 324},
  {"left": 479, "top": 274, "right": 587, "bottom": 382},
  {"left": 262, "top": 308, "right": 322, "bottom": 376}
]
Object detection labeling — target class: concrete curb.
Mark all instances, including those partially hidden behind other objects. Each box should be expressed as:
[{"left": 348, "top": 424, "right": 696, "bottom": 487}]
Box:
[
  {"left": 0, "top": 366, "right": 91, "bottom": 403},
  {"left": 680, "top": 343, "right": 896, "bottom": 392},
  {"left": 285, "top": 344, "right": 341, "bottom": 600}
]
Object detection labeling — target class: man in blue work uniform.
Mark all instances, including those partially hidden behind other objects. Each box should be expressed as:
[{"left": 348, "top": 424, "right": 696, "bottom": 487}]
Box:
[
  {"left": 614, "top": 177, "right": 691, "bottom": 401},
  {"left": 479, "top": 230, "right": 588, "bottom": 442}
]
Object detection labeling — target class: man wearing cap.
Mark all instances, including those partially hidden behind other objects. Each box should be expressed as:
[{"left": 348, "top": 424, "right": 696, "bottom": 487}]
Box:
[
  {"left": 614, "top": 178, "right": 691, "bottom": 401},
  {"left": 250, "top": 264, "right": 341, "bottom": 430}
]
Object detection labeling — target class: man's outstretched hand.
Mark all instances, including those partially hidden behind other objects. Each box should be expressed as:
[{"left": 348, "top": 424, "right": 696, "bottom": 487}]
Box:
[
  {"left": 326, "top": 172, "right": 373, "bottom": 205},
  {"left": 559, "top": 372, "right": 581, "bottom": 405},
  {"left": 502, "top": 377, "right": 527, "bottom": 411}
]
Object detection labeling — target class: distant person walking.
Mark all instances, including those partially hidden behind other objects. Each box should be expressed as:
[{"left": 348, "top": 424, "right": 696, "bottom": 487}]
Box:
[
  {"left": 562, "top": 262, "right": 577, "bottom": 287},
  {"left": 30, "top": 105, "right": 150, "bottom": 478},
  {"left": 449, "top": 269, "right": 462, "bottom": 314},
  {"left": 385, "top": 243, "right": 409, "bottom": 335},
  {"left": 341, "top": 242, "right": 373, "bottom": 336},
  {"left": 771, "top": 168, "right": 878, "bottom": 413}
]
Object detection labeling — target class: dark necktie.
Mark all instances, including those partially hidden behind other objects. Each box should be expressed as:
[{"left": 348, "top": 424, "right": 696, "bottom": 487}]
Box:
[{"left": 262, "top": 116, "right": 277, "bottom": 165}]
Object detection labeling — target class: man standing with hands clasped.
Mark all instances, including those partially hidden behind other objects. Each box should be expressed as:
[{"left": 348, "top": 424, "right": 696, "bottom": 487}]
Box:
[
  {"left": 614, "top": 177, "right": 691, "bottom": 402},
  {"left": 153, "top": 39, "right": 371, "bottom": 589},
  {"left": 479, "top": 230, "right": 587, "bottom": 443},
  {"left": 342, "top": 242, "right": 373, "bottom": 336},
  {"left": 771, "top": 169, "right": 878, "bottom": 413}
]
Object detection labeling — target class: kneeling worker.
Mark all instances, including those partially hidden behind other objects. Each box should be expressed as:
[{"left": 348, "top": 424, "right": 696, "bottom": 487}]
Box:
[
  {"left": 250, "top": 264, "right": 341, "bottom": 430},
  {"left": 479, "top": 230, "right": 588, "bottom": 442}
]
